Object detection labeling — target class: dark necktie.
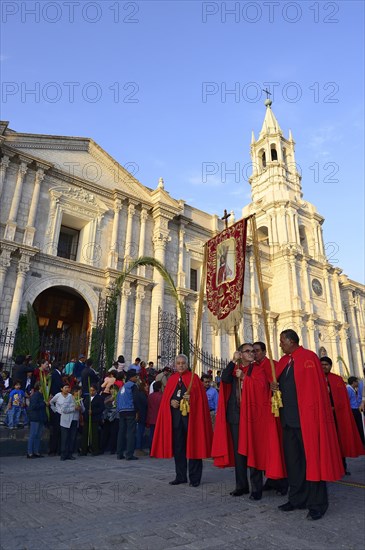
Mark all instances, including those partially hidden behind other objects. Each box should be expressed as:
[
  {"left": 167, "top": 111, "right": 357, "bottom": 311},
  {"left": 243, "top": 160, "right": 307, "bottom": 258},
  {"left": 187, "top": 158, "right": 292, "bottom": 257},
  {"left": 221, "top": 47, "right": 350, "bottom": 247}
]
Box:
[{"left": 285, "top": 357, "right": 294, "bottom": 377}]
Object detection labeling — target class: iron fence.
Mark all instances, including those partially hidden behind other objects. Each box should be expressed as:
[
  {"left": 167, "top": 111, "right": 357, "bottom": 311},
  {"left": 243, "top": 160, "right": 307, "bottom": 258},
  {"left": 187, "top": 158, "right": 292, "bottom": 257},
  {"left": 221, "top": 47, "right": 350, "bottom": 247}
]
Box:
[{"left": 0, "top": 327, "right": 91, "bottom": 372}]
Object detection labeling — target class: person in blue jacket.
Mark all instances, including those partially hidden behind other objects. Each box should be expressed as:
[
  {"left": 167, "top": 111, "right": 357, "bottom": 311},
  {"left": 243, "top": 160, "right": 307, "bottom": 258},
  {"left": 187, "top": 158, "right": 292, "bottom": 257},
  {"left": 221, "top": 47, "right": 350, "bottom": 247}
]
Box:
[{"left": 116, "top": 369, "right": 140, "bottom": 460}]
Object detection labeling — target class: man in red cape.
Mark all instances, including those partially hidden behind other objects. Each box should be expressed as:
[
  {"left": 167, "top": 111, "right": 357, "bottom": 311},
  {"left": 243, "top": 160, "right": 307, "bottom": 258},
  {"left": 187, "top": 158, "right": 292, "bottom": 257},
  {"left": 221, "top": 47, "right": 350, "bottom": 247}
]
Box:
[
  {"left": 212, "top": 343, "right": 286, "bottom": 500},
  {"left": 253, "top": 341, "right": 288, "bottom": 496},
  {"left": 273, "top": 330, "right": 344, "bottom": 521},
  {"left": 150, "top": 354, "right": 212, "bottom": 487},
  {"left": 320, "top": 356, "right": 364, "bottom": 474}
]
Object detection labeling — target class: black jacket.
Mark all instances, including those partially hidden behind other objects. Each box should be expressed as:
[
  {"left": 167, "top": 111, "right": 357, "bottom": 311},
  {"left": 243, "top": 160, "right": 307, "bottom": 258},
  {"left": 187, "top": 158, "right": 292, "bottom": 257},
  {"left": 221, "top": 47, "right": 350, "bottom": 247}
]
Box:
[{"left": 83, "top": 394, "right": 105, "bottom": 422}]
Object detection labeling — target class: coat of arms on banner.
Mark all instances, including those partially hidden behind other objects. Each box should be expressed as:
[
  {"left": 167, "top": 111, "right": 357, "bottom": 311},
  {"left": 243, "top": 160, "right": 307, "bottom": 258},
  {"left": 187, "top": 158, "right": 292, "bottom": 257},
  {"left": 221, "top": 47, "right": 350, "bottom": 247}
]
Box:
[{"left": 206, "top": 218, "right": 247, "bottom": 332}]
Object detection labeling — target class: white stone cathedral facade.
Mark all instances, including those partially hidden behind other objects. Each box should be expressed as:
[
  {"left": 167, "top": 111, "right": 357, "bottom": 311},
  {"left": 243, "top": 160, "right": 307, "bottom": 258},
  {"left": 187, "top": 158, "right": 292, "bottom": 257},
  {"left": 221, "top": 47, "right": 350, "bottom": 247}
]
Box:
[{"left": 0, "top": 104, "right": 364, "bottom": 376}]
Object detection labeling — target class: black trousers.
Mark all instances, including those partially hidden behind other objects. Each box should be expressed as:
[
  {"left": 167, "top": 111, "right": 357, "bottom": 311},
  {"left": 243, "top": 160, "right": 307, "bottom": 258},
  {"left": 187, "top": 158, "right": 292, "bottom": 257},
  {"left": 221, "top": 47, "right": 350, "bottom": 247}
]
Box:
[
  {"left": 60, "top": 420, "right": 78, "bottom": 459},
  {"left": 173, "top": 420, "right": 202, "bottom": 484},
  {"left": 81, "top": 420, "right": 101, "bottom": 455},
  {"left": 101, "top": 419, "right": 119, "bottom": 453},
  {"left": 229, "top": 422, "right": 263, "bottom": 493},
  {"left": 283, "top": 426, "right": 328, "bottom": 514},
  {"left": 351, "top": 409, "right": 365, "bottom": 446},
  {"left": 49, "top": 411, "right": 61, "bottom": 454},
  {"left": 117, "top": 414, "right": 136, "bottom": 459}
]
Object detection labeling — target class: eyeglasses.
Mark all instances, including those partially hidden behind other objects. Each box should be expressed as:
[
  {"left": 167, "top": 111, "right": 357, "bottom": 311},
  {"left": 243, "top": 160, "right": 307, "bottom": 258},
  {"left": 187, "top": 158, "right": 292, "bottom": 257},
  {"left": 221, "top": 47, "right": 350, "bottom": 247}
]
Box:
[{"left": 242, "top": 350, "right": 254, "bottom": 354}]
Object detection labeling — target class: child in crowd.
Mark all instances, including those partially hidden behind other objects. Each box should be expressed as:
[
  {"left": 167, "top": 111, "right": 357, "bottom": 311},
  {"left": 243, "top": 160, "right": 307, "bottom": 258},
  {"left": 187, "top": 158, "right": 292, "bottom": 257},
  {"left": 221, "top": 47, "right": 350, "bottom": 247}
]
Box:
[{"left": 6, "top": 380, "right": 26, "bottom": 429}]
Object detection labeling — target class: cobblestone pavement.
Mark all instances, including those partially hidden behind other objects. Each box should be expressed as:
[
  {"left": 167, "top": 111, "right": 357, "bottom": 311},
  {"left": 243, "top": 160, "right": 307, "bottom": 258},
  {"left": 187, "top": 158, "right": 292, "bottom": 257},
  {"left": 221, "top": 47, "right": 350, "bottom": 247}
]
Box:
[{"left": 0, "top": 453, "right": 364, "bottom": 550}]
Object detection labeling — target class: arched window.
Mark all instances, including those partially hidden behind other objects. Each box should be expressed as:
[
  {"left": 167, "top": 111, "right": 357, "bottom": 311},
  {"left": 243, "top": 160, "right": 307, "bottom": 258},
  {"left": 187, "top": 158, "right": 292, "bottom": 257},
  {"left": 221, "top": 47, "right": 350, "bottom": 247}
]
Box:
[
  {"left": 257, "top": 226, "right": 269, "bottom": 245},
  {"left": 299, "top": 225, "right": 309, "bottom": 254},
  {"left": 259, "top": 149, "right": 266, "bottom": 169},
  {"left": 271, "top": 146, "right": 278, "bottom": 161}
]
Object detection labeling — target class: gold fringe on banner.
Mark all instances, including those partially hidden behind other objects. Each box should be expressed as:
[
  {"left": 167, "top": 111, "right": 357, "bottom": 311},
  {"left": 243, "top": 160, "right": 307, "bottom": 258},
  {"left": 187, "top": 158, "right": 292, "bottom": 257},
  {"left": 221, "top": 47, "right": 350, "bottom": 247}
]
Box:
[
  {"left": 250, "top": 215, "right": 282, "bottom": 417},
  {"left": 180, "top": 244, "right": 208, "bottom": 416}
]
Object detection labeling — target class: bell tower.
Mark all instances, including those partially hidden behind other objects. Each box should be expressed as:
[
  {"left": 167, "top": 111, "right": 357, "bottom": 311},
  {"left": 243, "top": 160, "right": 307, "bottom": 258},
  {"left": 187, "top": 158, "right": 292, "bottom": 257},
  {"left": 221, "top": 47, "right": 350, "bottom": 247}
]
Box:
[{"left": 249, "top": 98, "right": 303, "bottom": 206}]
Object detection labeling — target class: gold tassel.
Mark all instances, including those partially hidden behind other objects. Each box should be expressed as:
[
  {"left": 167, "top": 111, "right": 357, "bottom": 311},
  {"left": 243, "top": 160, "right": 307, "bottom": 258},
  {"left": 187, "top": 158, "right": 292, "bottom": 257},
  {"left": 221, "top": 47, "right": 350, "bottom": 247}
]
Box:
[
  {"left": 271, "top": 390, "right": 283, "bottom": 417},
  {"left": 180, "top": 397, "right": 190, "bottom": 416}
]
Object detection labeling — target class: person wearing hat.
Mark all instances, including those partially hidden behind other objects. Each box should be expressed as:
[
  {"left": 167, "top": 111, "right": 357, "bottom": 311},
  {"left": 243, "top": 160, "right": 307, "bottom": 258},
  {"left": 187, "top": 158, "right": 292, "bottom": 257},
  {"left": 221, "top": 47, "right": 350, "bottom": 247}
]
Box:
[{"left": 116, "top": 369, "right": 140, "bottom": 460}]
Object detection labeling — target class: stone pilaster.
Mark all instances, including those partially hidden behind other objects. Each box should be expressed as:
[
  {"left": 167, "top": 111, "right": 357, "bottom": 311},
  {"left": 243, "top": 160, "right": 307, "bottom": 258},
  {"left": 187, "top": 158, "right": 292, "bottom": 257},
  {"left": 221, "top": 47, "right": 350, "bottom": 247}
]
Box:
[
  {"left": 23, "top": 168, "right": 45, "bottom": 246},
  {"left": 177, "top": 224, "right": 186, "bottom": 288},
  {"left": 0, "top": 249, "right": 12, "bottom": 303},
  {"left": 117, "top": 281, "right": 132, "bottom": 356},
  {"left": 108, "top": 199, "right": 122, "bottom": 269},
  {"left": 137, "top": 208, "right": 148, "bottom": 276},
  {"left": 124, "top": 203, "right": 136, "bottom": 263},
  {"left": 5, "top": 160, "right": 28, "bottom": 241},
  {"left": 0, "top": 155, "right": 11, "bottom": 198},
  {"left": 132, "top": 284, "right": 146, "bottom": 359},
  {"left": 7, "top": 257, "right": 31, "bottom": 332}
]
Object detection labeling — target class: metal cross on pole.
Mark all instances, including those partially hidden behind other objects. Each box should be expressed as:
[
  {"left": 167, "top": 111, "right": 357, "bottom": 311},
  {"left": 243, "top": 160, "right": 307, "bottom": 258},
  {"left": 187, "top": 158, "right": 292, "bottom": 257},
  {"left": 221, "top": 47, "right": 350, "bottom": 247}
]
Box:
[
  {"left": 221, "top": 209, "right": 231, "bottom": 229},
  {"left": 262, "top": 88, "right": 272, "bottom": 99}
]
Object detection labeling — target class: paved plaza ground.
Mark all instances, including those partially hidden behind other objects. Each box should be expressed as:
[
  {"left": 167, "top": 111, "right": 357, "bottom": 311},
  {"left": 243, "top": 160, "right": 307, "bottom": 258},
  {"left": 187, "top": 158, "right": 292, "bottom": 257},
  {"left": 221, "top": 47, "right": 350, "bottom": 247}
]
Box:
[{"left": 0, "top": 453, "right": 364, "bottom": 550}]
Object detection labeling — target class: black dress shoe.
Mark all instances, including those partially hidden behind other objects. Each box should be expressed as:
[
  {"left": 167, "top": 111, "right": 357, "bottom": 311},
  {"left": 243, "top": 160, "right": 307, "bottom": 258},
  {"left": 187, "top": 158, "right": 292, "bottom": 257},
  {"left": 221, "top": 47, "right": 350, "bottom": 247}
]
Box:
[
  {"left": 278, "top": 501, "right": 295, "bottom": 511},
  {"left": 307, "top": 510, "right": 323, "bottom": 521},
  {"left": 33, "top": 454, "right": 44, "bottom": 458},
  {"left": 249, "top": 492, "right": 262, "bottom": 501},
  {"left": 169, "top": 479, "right": 187, "bottom": 485},
  {"left": 117, "top": 455, "right": 125, "bottom": 460},
  {"left": 26, "top": 454, "right": 34, "bottom": 459},
  {"left": 66, "top": 456, "right": 76, "bottom": 460},
  {"left": 230, "top": 488, "right": 249, "bottom": 497},
  {"left": 126, "top": 456, "right": 138, "bottom": 461},
  {"left": 189, "top": 482, "right": 200, "bottom": 487}
]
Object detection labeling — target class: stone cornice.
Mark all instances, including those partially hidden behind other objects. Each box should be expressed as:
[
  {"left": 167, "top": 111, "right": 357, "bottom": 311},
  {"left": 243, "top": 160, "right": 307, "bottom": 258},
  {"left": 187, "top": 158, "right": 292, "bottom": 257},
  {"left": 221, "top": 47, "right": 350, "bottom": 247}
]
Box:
[
  {"left": 1, "top": 143, "right": 53, "bottom": 169},
  {"left": 33, "top": 252, "right": 104, "bottom": 278}
]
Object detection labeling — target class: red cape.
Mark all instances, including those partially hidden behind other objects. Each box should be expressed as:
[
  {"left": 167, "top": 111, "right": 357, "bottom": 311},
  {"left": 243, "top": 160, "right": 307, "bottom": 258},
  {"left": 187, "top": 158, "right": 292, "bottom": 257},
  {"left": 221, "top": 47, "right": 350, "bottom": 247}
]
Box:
[
  {"left": 254, "top": 358, "right": 287, "bottom": 479},
  {"left": 327, "top": 372, "right": 364, "bottom": 457},
  {"left": 150, "top": 371, "right": 213, "bottom": 459},
  {"left": 212, "top": 363, "right": 286, "bottom": 478},
  {"left": 277, "top": 347, "right": 344, "bottom": 481}
]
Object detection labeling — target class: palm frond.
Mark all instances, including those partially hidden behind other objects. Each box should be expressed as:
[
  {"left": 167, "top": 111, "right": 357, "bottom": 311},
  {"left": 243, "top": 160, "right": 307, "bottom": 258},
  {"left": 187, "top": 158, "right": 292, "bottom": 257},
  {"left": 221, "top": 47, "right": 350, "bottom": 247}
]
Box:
[{"left": 114, "top": 256, "right": 189, "bottom": 355}]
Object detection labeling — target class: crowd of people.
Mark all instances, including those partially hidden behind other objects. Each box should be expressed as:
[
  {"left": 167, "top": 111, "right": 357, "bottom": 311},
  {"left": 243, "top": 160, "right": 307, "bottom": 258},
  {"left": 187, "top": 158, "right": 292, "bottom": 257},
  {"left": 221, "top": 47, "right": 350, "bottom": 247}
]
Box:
[{"left": 0, "top": 330, "right": 364, "bottom": 522}]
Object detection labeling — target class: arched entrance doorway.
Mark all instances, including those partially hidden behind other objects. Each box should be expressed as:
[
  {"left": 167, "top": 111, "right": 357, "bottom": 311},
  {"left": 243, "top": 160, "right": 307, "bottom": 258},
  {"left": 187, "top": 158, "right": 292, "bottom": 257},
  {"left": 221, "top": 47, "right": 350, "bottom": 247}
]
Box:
[{"left": 33, "top": 286, "right": 91, "bottom": 364}]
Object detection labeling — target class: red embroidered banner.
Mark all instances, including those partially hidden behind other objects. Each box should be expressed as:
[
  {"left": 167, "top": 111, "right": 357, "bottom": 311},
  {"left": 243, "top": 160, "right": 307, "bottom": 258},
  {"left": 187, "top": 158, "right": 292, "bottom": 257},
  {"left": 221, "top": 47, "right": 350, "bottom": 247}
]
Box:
[{"left": 206, "top": 218, "right": 247, "bottom": 331}]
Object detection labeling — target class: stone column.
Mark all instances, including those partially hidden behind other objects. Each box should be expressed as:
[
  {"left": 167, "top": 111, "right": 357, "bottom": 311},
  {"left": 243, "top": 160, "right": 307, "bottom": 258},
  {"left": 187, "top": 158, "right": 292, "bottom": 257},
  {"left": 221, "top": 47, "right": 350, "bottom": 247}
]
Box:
[
  {"left": 7, "top": 258, "right": 30, "bottom": 332},
  {"left": 345, "top": 299, "right": 363, "bottom": 376},
  {"left": 137, "top": 208, "right": 148, "bottom": 276},
  {"left": 0, "top": 155, "right": 11, "bottom": 198},
  {"left": 214, "top": 330, "right": 221, "bottom": 359},
  {"left": 132, "top": 284, "right": 146, "bottom": 359},
  {"left": 149, "top": 231, "right": 169, "bottom": 361},
  {"left": 124, "top": 203, "right": 136, "bottom": 262},
  {"left": 23, "top": 168, "right": 45, "bottom": 246},
  {"left": 45, "top": 192, "right": 61, "bottom": 255},
  {"left": 116, "top": 282, "right": 131, "bottom": 357},
  {"left": 108, "top": 199, "right": 122, "bottom": 269},
  {"left": 307, "top": 318, "right": 317, "bottom": 352},
  {"left": 289, "top": 255, "right": 301, "bottom": 310},
  {"left": 333, "top": 270, "right": 344, "bottom": 321},
  {"left": 177, "top": 224, "right": 186, "bottom": 288},
  {"left": 0, "top": 250, "right": 12, "bottom": 304},
  {"left": 249, "top": 253, "right": 259, "bottom": 309},
  {"left": 5, "top": 161, "right": 28, "bottom": 241}
]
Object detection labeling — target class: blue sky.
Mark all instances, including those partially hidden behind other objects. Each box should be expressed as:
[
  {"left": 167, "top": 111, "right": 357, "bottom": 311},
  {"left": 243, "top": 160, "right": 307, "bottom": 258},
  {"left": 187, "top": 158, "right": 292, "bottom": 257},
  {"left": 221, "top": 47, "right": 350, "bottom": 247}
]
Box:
[{"left": 1, "top": 0, "right": 364, "bottom": 282}]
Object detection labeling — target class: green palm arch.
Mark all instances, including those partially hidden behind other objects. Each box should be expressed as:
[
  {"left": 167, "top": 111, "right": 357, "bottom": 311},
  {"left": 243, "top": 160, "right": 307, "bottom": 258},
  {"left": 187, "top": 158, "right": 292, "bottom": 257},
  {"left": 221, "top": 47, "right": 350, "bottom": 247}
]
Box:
[{"left": 112, "top": 256, "right": 189, "bottom": 356}]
